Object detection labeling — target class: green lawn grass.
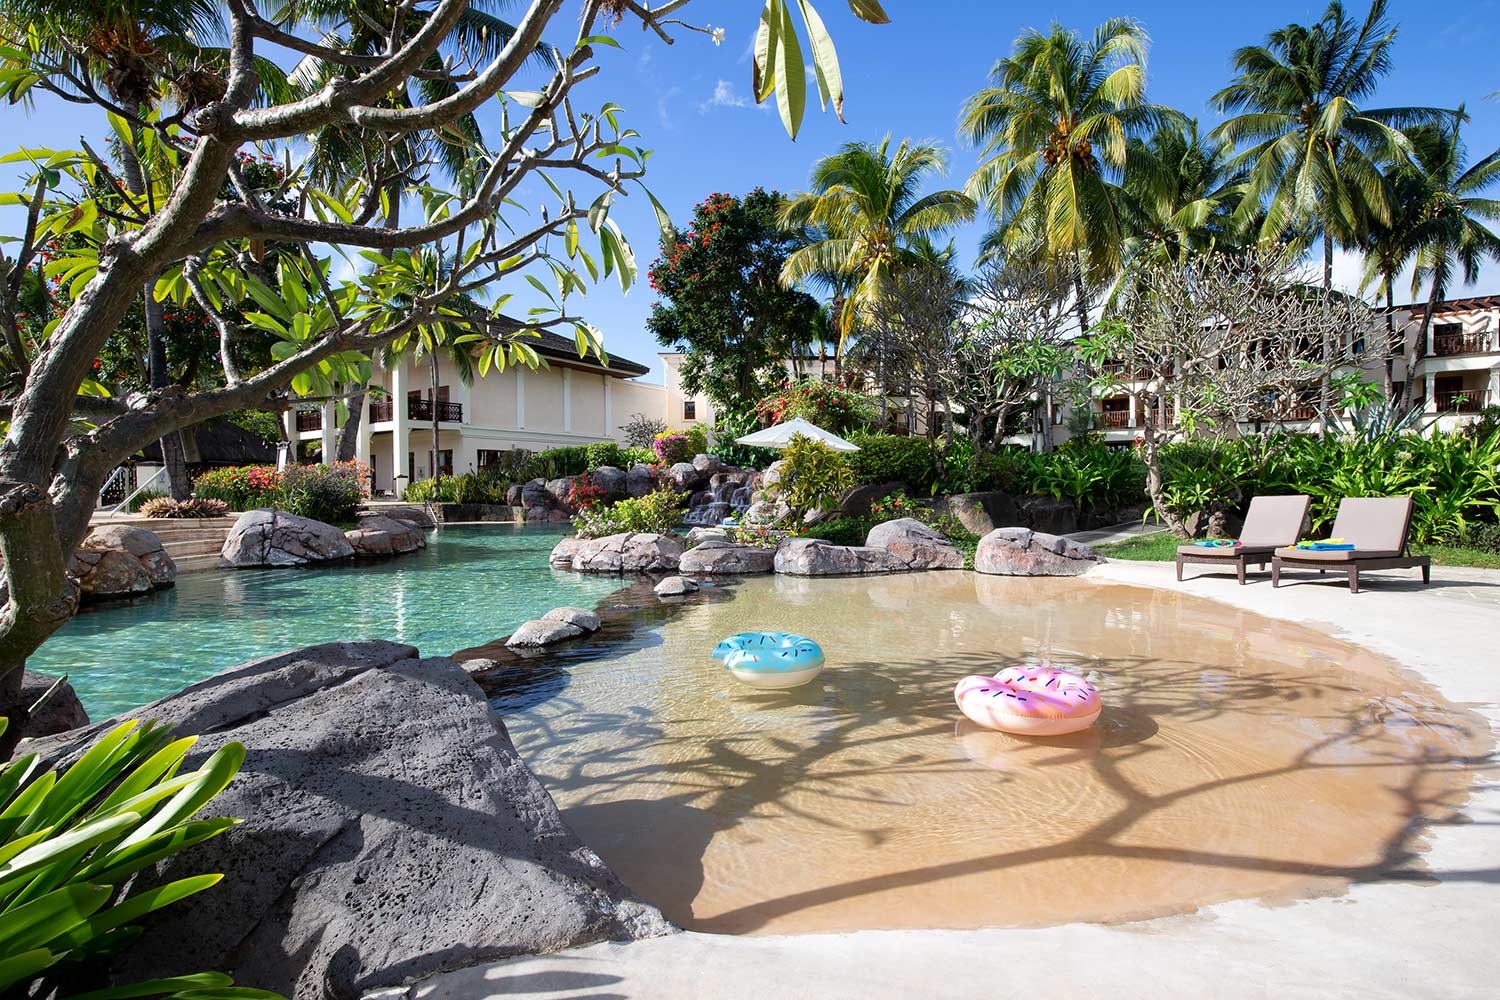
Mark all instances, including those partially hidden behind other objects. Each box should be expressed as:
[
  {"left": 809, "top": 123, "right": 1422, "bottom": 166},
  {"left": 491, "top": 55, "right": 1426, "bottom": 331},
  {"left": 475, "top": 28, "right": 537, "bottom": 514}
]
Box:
[{"left": 1095, "top": 531, "right": 1500, "bottom": 569}]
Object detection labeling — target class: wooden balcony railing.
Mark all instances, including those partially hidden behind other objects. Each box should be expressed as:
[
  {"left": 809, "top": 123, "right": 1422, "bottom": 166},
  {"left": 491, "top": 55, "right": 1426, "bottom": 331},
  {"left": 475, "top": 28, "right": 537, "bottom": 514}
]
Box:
[
  {"left": 1290, "top": 404, "right": 1319, "bottom": 421},
  {"left": 1433, "top": 331, "right": 1493, "bottom": 357},
  {"left": 1098, "top": 409, "right": 1132, "bottom": 429},
  {"left": 295, "top": 409, "right": 322, "bottom": 432},
  {"left": 1435, "top": 388, "right": 1489, "bottom": 413},
  {"left": 368, "top": 397, "right": 464, "bottom": 423}
]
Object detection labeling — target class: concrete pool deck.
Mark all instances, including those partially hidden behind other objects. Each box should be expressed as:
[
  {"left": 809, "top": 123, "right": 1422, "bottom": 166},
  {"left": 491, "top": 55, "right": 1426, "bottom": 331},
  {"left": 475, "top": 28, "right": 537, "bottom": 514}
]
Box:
[{"left": 374, "top": 561, "right": 1500, "bottom": 1000}]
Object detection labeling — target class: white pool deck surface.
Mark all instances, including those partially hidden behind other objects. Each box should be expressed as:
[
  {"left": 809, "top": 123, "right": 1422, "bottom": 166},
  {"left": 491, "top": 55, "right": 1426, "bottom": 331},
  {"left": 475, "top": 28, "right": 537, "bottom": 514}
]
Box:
[{"left": 372, "top": 559, "right": 1500, "bottom": 1000}]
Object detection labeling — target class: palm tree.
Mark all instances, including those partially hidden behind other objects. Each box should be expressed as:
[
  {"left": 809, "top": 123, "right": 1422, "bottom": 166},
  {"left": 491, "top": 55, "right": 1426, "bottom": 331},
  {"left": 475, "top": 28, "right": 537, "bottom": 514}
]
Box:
[
  {"left": 778, "top": 136, "right": 974, "bottom": 345},
  {"left": 1397, "top": 112, "right": 1500, "bottom": 409},
  {"left": 959, "top": 18, "right": 1178, "bottom": 334},
  {"left": 1120, "top": 120, "right": 1248, "bottom": 265},
  {"left": 1210, "top": 0, "right": 1446, "bottom": 291},
  {"left": 1358, "top": 155, "right": 1428, "bottom": 398}
]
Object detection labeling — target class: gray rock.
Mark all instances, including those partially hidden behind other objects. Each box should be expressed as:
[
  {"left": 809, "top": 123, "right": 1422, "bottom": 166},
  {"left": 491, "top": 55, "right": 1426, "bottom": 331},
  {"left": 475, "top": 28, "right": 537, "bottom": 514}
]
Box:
[
  {"left": 591, "top": 465, "right": 628, "bottom": 499},
  {"left": 1018, "top": 495, "right": 1079, "bottom": 536},
  {"left": 372, "top": 504, "right": 437, "bottom": 529},
  {"left": 679, "top": 539, "right": 776, "bottom": 575},
  {"left": 219, "top": 509, "right": 354, "bottom": 568},
  {"left": 20, "top": 670, "right": 88, "bottom": 735},
  {"left": 691, "top": 453, "right": 728, "bottom": 475},
  {"left": 458, "top": 657, "right": 499, "bottom": 677},
  {"left": 626, "top": 464, "right": 656, "bottom": 499},
  {"left": 654, "top": 575, "right": 699, "bottom": 597},
  {"left": 20, "top": 641, "right": 672, "bottom": 1000},
  {"left": 838, "top": 481, "right": 907, "bottom": 519},
  {"left": 549, "top": 536, "right": 585, "bottom": 567},
  {"left": 506, "top": 618, "right": 585, "bottom": 647},
  {"left": 974, "top": 527, "right": 1105, "bottom": 576},
  {"left": 570, "top": 532, "right": 684, "bottom": 574},
  {"left": 864, "top": 517, "right": 963, "bottom": 570},
  {"left": 519, "top": 478, "right": 550, "bottom": 509},
  {"left": 545, "top": 477, "right": 576, "bottom": 507},
  {"left": 743, "top": 498, "right": 790, "bottom": 526},
  {"left": 524, "top": 504, "right": 552, "bottom": 522},
  {"left": 667, "top": 462, "right": 707, "bottom": 493},
  {"left": 685, "top": 526, "right": 731, "bottom": 547},
  {"left": 545, "top": 510, "right": 571, "bottom": 524},
  {"left": 941, "top": 491, "right": 1023, "bottom": 535},
  {"left": 68, "top": 524, "right": 175, "bottom": 600},
  {"left": 773, "top": 538, "right": 908, "bottom": 576},
  {"left": 543, "top": 606, "right": 601, "bottom": 633},
  {"left": 344, "top": 513, "right": 426, "bottom": 558}
]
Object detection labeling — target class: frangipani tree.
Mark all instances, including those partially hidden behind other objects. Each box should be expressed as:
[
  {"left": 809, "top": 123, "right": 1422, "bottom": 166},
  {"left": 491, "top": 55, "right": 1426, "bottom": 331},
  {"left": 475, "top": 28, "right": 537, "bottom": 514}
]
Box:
[
  {"left": 0, "top": 0, "right": 887, "bottom": 749},
  {"left": 1077, "top": 249, "right": 1371, "bottom": 535}
]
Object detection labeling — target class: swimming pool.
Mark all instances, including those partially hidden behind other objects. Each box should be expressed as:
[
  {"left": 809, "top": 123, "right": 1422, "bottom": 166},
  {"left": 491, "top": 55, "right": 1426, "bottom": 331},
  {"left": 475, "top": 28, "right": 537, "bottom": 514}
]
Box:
[
  {"left": 489, "top": 571, "right": 1487, "bottom": 934},
  {"left": 32, "top": 524, "right": 624, "bottom": 718}
]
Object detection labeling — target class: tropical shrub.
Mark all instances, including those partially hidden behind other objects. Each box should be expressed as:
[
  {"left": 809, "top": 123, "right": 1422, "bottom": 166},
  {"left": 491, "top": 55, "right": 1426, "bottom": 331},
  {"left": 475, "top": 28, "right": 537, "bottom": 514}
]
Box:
[
  {"left": 652, "top": 425, "right": 708, "bottom": 466},
  {"left": 138, "top": 497, "right": 179, "bottom": 518},
  {"left": 567, "top": 475, "right": 607, "bottom": 510},
  {"left": 175, "top": 498, "right": 230, "bottom": 518},
  {"left": 711, "top": 406, "right": 777, "bottom": 470},
  {"left": 754, "top": 378, "right": 877, "bottom": 435},
  {"left": 797, "top": 517, "right": 870, "bottom": 547},
  {"left": 729, "top": 522, "right": 785, "bottom": 548},
  {"left": 1025, "top": 443, "right": 1145, "bottom": 511},
  {"left": 127, "top": 488, "right": 168, "bottom": 513},
  {"left": 572, "top": 487, "right": 686, "bottom": 538},
  {"left": 278, "top": 462, "right": 368, "bottom": 525},
  {"left": 770, "top": 434, "right": 855, "bottom": 516},
  {"left": 404, "top": 471, "right": 509, "bottom": 505},
  {"left": 846, "top": 433, "right": 937, "bottom": 494},
  {"left": 0, "top": 718, "right": 273, "bottom": 1000},
  {"left": 1453, "top": 522, "right": 1500, "bottom": 553},
  {"left": 192, "top": 465, "right": 281, "bottom": 511},
  {"left": 585, "top": 441, "right": 626, "bottom": 471},
  {"left": 517, "top": 446, "right": 590, "bottom": 481}
]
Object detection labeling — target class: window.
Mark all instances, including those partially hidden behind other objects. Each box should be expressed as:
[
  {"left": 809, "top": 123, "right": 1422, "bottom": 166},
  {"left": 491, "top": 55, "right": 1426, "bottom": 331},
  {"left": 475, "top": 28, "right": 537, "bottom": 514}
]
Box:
[
  {"left": 683, "top": 400, "right": 697, "bottom": 421},
  {"left": 477, "top": 449, "right": 504, "bottom": 472}
]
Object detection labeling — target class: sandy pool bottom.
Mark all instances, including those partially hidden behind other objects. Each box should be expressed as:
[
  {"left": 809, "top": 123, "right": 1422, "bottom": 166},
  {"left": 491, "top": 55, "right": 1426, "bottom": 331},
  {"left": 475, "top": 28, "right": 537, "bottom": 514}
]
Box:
[{"left": 489, "top": 572, "right": 1487, "bottom": 935}]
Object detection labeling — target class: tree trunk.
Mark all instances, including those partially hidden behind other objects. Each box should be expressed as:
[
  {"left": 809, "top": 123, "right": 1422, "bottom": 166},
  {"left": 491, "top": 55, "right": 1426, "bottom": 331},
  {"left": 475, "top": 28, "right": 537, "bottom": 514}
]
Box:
[
  {"left": 1382, "top": 282, "right": 1395, "bottom": 402},
  {"left": 1403, "top": 278, "right": 1444, "bottom": 411},
  {"left": 1140, "top": 426, "right": 1189, "bottom": 537},
  {"left": 336, "top": 384, "right": 366, "bottom": 462},
  {"left": 1319, "top": 229, "right": 1334, "bottom": 420},
  {"left": 429, "top": 354, "right": 441, "bottom": 486},
  {"left": 1072, "top": 259, "right": 1090, "bottom": 338}
]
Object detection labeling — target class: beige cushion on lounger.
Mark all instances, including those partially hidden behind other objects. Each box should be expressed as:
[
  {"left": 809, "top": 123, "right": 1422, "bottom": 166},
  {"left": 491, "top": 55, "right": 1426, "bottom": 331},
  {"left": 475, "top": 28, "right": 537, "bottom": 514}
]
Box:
[
  {"left": 1177, "top": 542, "right": 1275, "bottom": 558},
  {"left": 1273, "top": 546, "right": 1402, "bottom": 562},
  {"left": 1239, "top": 494, "right": 1311, "bottom": 548},
  {"left": 1277, "top": 496, "right": 1415, "bottom": 562}
]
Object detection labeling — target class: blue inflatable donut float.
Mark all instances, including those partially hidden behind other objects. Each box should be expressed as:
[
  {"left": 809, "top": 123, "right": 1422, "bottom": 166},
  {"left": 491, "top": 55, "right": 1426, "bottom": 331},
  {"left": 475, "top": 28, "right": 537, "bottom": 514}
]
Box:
[{"left": 712, "top": 632, "right": 826, "bottom": 689}]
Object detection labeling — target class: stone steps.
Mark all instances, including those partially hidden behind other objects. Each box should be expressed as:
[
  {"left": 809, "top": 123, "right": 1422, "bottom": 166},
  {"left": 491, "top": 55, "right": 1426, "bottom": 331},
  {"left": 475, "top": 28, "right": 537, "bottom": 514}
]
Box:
[
  {"left": 89, "top": 514, "right": 238, "bottom": 574},
  {"left": 173, "top": 553, "right": 224, "bottom": 574}
]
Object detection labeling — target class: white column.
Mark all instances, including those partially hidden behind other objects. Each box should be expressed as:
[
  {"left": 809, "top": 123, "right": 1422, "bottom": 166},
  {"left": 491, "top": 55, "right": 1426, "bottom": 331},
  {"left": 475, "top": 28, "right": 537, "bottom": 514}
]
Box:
[
  {"left": 279, "top": 410, "right": 296, "bottom": 469},
  {"left": 392, "top": 360, "right": 409, "bottom": 493},
  {"left": 1424, "top": 372, "right": 1437, "bottom": 413},
  {"left": 561, "top": 367, "right": 573, "bottom": 433},
  {"left": 320, "top": 401, "right": 336, "bottom": 464},
  {"left": 1127, "top": 394, "right": 1138, "bottom": 429},
  {"left": 603, "top": 376, "right": 613, "bottom": 437},
  {"left": 354, "top": 392, "right": 371, "bottom": 466},
  {"left": 515, "top": 367, "right": 526, "bottom": 429}
]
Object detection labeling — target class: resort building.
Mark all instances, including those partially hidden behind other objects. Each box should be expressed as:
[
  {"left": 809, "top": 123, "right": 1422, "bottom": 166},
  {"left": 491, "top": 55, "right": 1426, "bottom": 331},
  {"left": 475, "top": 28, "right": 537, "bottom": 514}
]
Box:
[{"left": 288, "top": 333, "right": 713, "bottom": 495}]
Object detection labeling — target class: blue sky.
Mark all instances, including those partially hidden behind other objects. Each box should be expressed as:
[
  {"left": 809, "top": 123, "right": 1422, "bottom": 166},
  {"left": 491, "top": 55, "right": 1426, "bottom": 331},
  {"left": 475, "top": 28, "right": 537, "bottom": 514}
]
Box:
[{"left": 3, "top": 0, "right": 1497, "bottom": 383}]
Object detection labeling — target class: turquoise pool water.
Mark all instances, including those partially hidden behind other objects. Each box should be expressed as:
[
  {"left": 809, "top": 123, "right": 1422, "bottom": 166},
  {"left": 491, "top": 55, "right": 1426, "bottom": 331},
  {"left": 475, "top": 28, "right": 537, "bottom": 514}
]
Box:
[{"left": 30, "top": 525, "right": 624, "bottom": 719}]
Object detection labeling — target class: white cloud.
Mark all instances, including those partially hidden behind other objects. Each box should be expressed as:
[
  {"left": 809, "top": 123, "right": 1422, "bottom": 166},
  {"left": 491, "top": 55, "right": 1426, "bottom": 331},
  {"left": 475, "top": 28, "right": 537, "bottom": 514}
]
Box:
[
  {"left": 700, "top": 79, "right": 751, "bottom": 112},
  {"left": 1330, "top": 246, "right": 1500, "bottom": 306}
]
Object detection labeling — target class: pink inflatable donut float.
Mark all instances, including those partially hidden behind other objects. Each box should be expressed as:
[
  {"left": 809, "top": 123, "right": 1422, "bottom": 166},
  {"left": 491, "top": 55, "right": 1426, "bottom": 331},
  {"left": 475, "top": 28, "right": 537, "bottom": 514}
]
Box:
[{"left": 954, "top": 666, "right": 1101, "bottom": 736}]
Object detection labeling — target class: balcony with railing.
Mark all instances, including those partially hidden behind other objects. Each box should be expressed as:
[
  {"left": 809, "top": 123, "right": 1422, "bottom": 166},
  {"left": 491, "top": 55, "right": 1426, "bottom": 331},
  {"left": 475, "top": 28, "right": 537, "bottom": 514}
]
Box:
[
  {"left": 1435, "top": 387, "right": 1490, "bottom": 413},
  {"left": 1432, "top": 329, "right": 1494, "bottom": 357},
  {"left": 1098, "top": 408, "right": 1132, "bottom": 429},
  {"left": 368, "top": 396, "right": 464, "bottom": 424},
  {"left": 295, "top": 409, "right": 322, "bottom": 432}
]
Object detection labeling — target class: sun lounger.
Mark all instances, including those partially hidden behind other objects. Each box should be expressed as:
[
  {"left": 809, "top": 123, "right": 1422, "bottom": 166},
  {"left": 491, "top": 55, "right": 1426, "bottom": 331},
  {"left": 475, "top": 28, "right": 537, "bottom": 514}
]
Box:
[
  {"left": 1175, "top": 494, "right": 1311, "bottom": 585},
  {"left": 1271, "top": 496, "right": 1431, "bottom": 594}
]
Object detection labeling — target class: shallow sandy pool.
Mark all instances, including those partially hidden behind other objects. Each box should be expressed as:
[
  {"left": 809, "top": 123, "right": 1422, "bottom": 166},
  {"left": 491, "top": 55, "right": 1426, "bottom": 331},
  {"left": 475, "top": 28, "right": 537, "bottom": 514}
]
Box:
[{"left": 486, "top": 572, "right": 1487, "bottom": 934}]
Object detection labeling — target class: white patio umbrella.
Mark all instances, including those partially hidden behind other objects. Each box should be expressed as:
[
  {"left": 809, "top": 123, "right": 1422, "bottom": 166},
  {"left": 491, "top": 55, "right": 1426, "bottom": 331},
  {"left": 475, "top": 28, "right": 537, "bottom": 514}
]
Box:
[{"left": 734, "top": 416, "right": 860, "bottom": 452}]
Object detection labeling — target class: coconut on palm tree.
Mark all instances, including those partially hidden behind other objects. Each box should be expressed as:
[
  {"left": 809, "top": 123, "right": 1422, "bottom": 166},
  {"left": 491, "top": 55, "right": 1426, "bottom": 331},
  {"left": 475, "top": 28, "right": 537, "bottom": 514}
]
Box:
[
  {"left": 777, "top": 135, "right": 974, "bottom": 344},
  {"left": 960, "top": 18, "right": 1179, "bottom": 334}
]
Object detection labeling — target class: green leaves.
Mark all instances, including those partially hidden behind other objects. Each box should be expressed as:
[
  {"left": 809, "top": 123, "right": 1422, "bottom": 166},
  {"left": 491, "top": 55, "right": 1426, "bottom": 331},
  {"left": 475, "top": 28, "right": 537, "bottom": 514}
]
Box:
[
  {"left": 753, "top": 0, "right": 878, "bottom": 139},
  {"left": 0, "top": 720, "right": 264, "bottom": 998}
]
